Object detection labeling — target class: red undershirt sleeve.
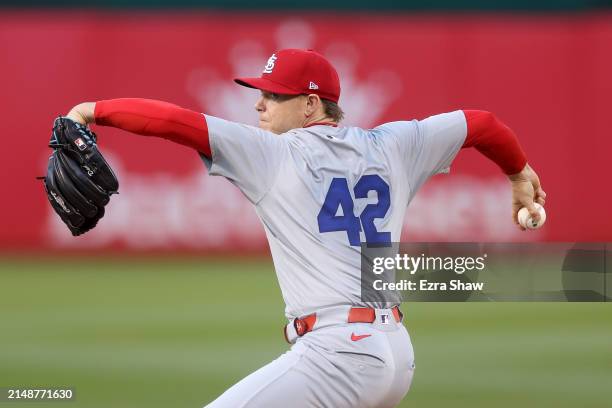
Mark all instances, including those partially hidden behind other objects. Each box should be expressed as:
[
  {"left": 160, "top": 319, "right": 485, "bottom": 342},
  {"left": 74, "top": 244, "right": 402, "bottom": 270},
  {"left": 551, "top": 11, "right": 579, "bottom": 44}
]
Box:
[
  {"left": 94, "top": 98, "right": 211, "bottom": 158},
  {"left": 461, "top": 110, "right": 527, "bottom": 175}
]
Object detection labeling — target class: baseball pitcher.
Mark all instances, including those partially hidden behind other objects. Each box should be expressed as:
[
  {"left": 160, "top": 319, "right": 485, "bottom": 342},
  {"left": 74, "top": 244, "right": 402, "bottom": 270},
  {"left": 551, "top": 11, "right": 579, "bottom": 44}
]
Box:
[{"left": 53, "top": 49, "right": 546, "bottom": 407}]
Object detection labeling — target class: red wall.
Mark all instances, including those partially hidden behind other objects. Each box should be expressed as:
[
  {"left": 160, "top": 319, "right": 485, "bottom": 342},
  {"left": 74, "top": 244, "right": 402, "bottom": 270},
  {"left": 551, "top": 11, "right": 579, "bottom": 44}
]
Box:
[{"left": 2, "top": 12, "right": 611, "bottom": 252}]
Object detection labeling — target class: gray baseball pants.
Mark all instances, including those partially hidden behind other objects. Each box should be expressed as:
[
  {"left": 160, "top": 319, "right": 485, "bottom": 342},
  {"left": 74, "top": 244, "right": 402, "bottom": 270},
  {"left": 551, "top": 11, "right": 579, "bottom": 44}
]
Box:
[{"left": 204, "top": 308, "right": 415, "bottom": 408}]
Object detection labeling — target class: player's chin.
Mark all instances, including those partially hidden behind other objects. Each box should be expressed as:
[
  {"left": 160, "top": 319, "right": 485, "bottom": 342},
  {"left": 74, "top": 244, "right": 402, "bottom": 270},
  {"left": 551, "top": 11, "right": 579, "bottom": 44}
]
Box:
[{"left": 258, "top": 121, "right": 275, "bottom": 133}]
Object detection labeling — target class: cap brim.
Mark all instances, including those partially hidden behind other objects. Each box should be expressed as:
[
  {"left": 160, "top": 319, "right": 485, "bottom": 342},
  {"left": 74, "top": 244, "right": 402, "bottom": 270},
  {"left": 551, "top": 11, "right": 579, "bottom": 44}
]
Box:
[{"left": 234, "top": 77, "right": 302, "bottom": 96}]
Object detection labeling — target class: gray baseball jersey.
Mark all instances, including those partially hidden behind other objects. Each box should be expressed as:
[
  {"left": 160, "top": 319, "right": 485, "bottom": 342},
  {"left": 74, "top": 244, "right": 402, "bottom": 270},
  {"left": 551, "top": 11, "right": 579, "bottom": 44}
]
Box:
[{"left": 201, "top": 110, "right": 467, "bottom": 319}]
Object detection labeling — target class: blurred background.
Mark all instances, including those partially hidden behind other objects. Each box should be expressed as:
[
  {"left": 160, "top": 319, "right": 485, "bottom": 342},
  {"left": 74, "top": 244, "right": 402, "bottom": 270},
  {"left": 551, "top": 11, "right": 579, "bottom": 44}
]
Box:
[{"left": 1, "top": 0, "right": 611, "bottom": 407}]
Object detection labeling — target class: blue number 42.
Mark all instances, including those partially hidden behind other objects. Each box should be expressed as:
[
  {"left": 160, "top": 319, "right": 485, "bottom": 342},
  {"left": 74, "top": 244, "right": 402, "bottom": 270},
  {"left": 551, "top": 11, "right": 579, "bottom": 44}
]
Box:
[{"left": 317, "top": 175, "right": 391, "bottom": 246}]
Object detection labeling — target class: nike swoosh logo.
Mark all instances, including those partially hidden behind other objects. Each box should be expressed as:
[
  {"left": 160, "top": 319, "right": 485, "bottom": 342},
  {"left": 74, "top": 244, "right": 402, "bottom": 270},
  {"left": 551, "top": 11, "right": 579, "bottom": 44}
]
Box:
[{"left": 351, "top": 333, "right": 372, "bottom": 342}]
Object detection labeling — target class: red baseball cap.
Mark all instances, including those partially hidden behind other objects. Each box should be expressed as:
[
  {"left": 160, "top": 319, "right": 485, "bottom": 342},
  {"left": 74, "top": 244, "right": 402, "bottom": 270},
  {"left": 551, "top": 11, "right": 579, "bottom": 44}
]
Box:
[{"left": 234, "top": 49, "right": 341, "bottom": 103}]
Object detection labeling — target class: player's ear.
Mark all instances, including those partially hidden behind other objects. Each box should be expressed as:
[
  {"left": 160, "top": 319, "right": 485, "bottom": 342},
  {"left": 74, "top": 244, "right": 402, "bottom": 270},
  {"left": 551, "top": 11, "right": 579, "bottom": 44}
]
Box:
[{"left": 304, "top": 94, "right": 321, "bottom": 117}]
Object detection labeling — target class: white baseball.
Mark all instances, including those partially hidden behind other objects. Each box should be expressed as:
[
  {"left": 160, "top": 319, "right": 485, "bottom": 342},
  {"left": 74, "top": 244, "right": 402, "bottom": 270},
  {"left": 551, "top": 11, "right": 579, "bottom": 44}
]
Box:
[{"left": 517, "top": 203, "right": 546, "bottom": 229}]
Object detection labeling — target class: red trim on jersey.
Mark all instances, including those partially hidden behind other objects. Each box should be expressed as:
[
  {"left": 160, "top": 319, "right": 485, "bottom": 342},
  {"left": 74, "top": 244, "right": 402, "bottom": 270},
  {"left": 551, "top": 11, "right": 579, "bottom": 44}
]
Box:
[
  {"left": 304, "top": 121, "right": 338, "bottom": 128},
  {"left": 462, "top": 110, "right": 527, "bottom": 175},
  {"left": 94, "top": 98, "right": 211, "bottom": 157}
]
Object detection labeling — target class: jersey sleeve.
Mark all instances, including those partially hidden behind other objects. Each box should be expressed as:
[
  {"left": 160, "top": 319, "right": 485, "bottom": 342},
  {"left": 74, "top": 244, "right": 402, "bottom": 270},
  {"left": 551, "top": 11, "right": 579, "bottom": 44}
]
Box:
[
  {"left": 200, "top": 115, "right": 286, "bottom": 204},
  {"left": 375, "top": 110, "right": 467, "bottom": 191}
]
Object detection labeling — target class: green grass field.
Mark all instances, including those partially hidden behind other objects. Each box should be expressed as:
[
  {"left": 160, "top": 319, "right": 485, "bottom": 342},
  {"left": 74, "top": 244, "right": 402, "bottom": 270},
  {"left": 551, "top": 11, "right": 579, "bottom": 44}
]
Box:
[{"left": 0, "top": 257, "right": 610, "bottom": 408}]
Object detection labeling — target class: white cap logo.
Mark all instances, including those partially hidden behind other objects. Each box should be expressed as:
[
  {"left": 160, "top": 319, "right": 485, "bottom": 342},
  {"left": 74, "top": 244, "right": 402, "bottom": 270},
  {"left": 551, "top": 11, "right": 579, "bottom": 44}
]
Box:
[
  {"left": 309, "top": 81, "right": 319, "bottom": 90},
  {"left": 263, "top": 54, "right": 278, "bottom": 74}
]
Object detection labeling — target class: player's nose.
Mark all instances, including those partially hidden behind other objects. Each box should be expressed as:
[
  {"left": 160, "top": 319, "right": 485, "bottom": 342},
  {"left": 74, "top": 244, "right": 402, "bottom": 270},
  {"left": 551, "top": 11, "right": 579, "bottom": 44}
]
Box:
[{"left": 254, "top": 96, "right": 265, "bottom": 112}]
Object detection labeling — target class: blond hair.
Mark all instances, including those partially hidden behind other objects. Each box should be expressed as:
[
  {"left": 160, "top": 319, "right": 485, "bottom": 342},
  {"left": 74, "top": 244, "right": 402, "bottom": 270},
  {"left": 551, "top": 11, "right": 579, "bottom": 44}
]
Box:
[{"left": 322, "top": 99, "right": 345, "bottom": 123}]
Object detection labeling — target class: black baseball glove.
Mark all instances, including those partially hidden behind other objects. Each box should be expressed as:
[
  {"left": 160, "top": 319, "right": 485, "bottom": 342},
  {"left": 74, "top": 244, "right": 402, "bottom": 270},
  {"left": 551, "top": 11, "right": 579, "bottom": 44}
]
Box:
[{"left": 40, "top": 117, "right": 119, "bottom": 236}]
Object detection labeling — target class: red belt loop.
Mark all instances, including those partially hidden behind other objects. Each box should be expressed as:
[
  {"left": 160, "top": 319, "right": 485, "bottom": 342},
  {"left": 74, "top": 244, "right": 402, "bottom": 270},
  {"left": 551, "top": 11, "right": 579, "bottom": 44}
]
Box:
[
  {"left": 347, "top": 307, "right": 375, "bottom": 323},
  {"left": 392, "top": 306, "right": 403, "bottom": 322},
  {"left": 294, "top": 313, "right": 317, "bottom": 337}
]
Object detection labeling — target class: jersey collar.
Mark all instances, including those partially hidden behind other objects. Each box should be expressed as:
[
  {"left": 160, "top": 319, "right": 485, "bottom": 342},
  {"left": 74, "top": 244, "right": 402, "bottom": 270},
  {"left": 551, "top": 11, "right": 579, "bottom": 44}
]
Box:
[{"left": 303, "top": 121, "right": 338, "bottom": 128}]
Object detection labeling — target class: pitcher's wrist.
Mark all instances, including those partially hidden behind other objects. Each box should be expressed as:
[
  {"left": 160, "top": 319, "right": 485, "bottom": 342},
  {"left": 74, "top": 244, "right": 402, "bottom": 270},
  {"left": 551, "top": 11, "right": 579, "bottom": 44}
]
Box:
[{"left": 66, "top": 102, "right": 95, "bottom": 125}]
